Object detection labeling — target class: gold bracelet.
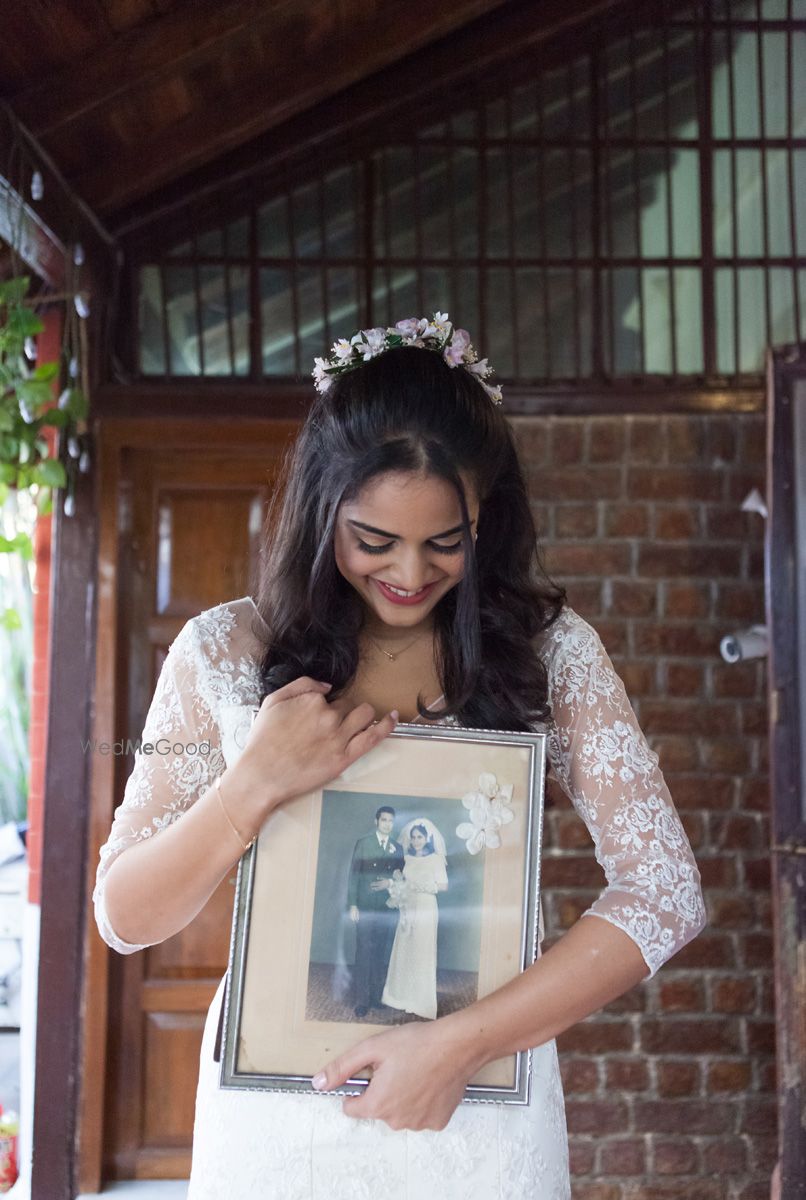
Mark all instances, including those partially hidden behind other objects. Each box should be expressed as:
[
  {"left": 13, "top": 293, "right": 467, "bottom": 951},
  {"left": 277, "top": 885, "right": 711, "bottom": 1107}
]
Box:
[{"left": 215, "top": 776, "right": 256, "bottom": 853}]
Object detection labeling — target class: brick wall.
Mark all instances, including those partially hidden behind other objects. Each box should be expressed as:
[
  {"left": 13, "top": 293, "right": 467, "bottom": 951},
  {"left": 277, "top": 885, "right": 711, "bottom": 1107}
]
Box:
[{"left": 511, "top": 413, "right": 774, "bottom": 1200}]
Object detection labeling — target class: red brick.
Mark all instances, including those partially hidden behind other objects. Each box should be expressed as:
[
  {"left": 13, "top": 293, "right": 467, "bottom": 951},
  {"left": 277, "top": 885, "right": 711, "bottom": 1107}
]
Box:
[
  {"left": 738, "top": 417, "right": 766, "bottom": 462},
  {"left": 666, "top": 663, "right": 705, "bottom": 696},
  {"left": 712, "top": 812, "right": 764, "bottom": 852},
  {"left": 599, "top": 1138, "right": 646, "bottom": 1176},
  {"left": 653, "top": 1136, "right": 700, "bottom": 1174},
  {"left": 715, "top": 583, "right": 764, "bottom": 621},
  {"left": 727, "top": 469, "right": 766, "bottom": 504},
  {"left": 654, "top": 505, "right": 701, "bottom": 539},
  {"left": 740, "top": 1095, "right": 777, "bottom": 1135},
  {"left": 735, "top": 1185, "right": 775, "bottom": 1200},
  {"left": 529, "top": 467, "right": 623, "bottom": 500},
  {"left": 712, "top": 662, "right": 759, "bottom": 698},
  {"left": 738, "top": 778, "right": 770, "bottom": 814},
  {"left": 563, "top": 580, "right": 604, "bottom": 616},
  {"left": 666, "top": 418, "right": 707, "bottom": 462},
  {"left": 711, "top": 977, "right": 757, "bottom": 1014},
  {"left": 544, "top": 542, "right": 630, "bottom": 577},
  {"left": 589, "top": 419, "right": 627, "bottom": 463},
  {"left": 702, "top": 1136, "right": 748, "bottom": 1173},
  {"left": 707, "top": 1060, "right": 752, "bottom": 1092},
  {"left": 746, "top": 1133, "right": 779, "bottom": 1173},
  {"left": 633, "top": 1099, "right": 735, "bottom": 1135},
  {"left": 640, "top": 700, "right": 736, "bottom": 736},
  {"left": 664, "top": 582, "right": 711, "bottom": 618},
  {"left": 560, "top": 1056, "right": 600, "bottom": 1094},
  {"left": 657, "top": 977, "right": 706, "bottom": 1012},
  {"left": 758, "top": 1060, "right": 777, "bottom": 1092},
  {"left": 589, "top": 619, "right": 629, "bottom": 655},
  {"left": 743, "top": 854, "right": 772, "bottom": 892},
  {"left": 628, "top": 467, "right": 723, "bottom": 501},
  {"left": 542, "top": 855, "right": 602, "bottom": 887},
  {"left": 555, "top": 504, "right": 599, "bottom": 538},
  {"left": 549, "top": 421, "right": 586, "bottom": 464},
  {"left": 551, "top": 810, "right": 593, "bottom": 850},
  {"left": 742, "top": 932, "right": 774, "bottom": 969},
  {"left": 618, "top": 661, "right": 657, "bottom": 696},
  {"left": 639, "top": 543, "right": 741, "bottom": 578},
  {"left": 605, "top": 503, "right": 649, "bottom": 537},
  {"left": 622, "top": 1185, "right": 723, "bottom": 1200},
  {"left": 573, "top": 1186, "right": 623, "bottom": 1200},
  {"left": 610, "top": 580, "right": 656, "bottom": 617},
  {"left": 554, "top": 895, "right": 598, "bottom": 929},
  {"left": 700, "top": 738, "right": 752, "bottom": 773},
  {"left": 629, "top": 418, "right": 665, "bottom": 462},
  {"left": 641, "top": 1018, "right": 741, "bottom": 1055},
  {"left": 697, "top": 856, "right": 739, "bottom": 887},
  {"left": 709, "top": 895, "right": 754, "bottom": 929},
  {"left": 705, "top": 505, "right": 752, "bottom": 539},
  {"left": 656, "top": 1060, "right": 701, "bottom": 1097},
  {"left": 565, "top": 1099, "right": 630, "bottom": 1134},
  {"left": 568, "top": 1135, "right": 596, "bottom": 1175},
  {"left": 706, "top": 418, "right": 738, "bottom": 463},
  {"left": 605, "top": 1057, "right": 650, "bottom": 1092},
  {"left": 746, "top": 1018, "right": 776, "bottom": 1056},
  {"left": 602, "top": 986, "right": 646, "bottom": 1014},
  {"left": 742, "top": 702, "right": 768, "bottom": 735},
  {"left": 673, "top": 932, "right": 736, "bottom": 970},
  {"left": 634, "top": 622, "right": 719, "bottom": 657},
  {"left": 530, "top": 501, "right": 552, "bottom": 538},
  {"left": 557, "top": 1022, "right": 634, "bottom": 1054},
  {"left": 670, "top": 776, "right": 734, "bottom": 811},
  {"left": 655, "top": 738, "right": 700, "bottom": 772},
  {"left": 511, "top": 419, "right": 550, "bottom": 465}
]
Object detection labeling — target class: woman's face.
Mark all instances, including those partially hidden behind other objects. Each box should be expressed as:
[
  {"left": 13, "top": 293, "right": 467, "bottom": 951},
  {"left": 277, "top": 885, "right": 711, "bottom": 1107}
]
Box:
[
  {"left": 334, "top": 470, "right": 479, "bottom": 634},
  {"left": 410, "top": 828, "right": 427, "bottom": 853}
]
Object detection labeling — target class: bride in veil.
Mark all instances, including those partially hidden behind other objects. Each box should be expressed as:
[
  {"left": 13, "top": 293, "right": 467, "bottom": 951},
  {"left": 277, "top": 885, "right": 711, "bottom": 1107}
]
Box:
[{"left": 375, "top": 817, "right": 448, "bottom": 1020}]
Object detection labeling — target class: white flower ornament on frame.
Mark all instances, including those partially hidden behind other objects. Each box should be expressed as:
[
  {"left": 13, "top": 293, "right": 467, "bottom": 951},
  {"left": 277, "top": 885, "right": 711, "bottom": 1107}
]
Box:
[{"left": 456, "top": 771, "right": 515, "bottom": 854}]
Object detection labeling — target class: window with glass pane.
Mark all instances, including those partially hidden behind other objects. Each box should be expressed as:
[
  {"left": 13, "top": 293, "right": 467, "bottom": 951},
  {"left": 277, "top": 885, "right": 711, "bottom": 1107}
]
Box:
[{"left": 133, "top": 2, "right": 806, "bottom": 388}]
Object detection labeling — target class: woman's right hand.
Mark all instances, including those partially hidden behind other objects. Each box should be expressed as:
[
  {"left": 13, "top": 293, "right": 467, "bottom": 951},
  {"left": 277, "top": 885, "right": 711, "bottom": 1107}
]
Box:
[{"left": 225, "top": 677, "right": 398, "bottom": 823}]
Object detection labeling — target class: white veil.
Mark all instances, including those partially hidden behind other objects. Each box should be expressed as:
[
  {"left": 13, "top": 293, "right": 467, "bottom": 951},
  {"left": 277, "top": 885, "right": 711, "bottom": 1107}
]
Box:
[{"left": 398, "top": 817, "right": 447, "bottom": 860}]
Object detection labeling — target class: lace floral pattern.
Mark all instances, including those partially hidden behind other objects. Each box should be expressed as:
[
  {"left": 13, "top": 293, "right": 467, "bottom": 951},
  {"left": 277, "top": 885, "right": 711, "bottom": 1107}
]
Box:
[{"left": 94, "top": 596, "right": 705, "bottom": 1199}]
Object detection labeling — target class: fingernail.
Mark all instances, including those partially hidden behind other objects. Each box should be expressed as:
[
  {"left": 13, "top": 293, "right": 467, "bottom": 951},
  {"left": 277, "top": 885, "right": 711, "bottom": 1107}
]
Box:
[
  {"left": 390, "top": 710, "right": 399, "bottom": 723},
  {"left": 312, "top": 1072, "right": 327, "bottom": 1090},
  {"left": 317, "top": 681, "right": 332, "bottom": 689}
]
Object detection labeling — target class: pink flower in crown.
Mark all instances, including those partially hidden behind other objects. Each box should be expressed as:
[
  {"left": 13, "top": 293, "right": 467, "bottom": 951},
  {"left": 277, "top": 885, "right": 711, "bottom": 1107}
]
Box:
[
  {"left": 444, "top": 328, "right": 472, "bottom": 366},
  {"left": 394, "top": 318, "right": 421, "bottom": 340},
  {"left": 352, "top": 327, "right": 387, "bottom": 360}
]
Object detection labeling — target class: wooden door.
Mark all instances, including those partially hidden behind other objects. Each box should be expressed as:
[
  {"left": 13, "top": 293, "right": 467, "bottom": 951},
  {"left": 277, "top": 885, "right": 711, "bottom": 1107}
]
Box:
[{"left": 95, "top": 419, "right": 297, "bottom": 1181}]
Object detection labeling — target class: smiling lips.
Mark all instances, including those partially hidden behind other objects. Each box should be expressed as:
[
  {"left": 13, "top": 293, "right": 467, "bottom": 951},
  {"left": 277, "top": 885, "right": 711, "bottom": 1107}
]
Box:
[{"left": 371, "top": 577, "right": 439, "bottom": 606}]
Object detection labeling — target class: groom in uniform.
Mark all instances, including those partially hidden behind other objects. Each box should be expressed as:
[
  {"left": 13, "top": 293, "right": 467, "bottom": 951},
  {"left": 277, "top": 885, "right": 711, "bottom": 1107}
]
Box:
[{"left": 347, "top": 805, "right": 405, "bottom": 1018}]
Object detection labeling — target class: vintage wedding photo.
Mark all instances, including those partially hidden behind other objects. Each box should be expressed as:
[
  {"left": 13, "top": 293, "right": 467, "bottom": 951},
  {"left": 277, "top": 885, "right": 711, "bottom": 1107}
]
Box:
[{"left": 306, "top": 793, "right": 485, "bottom": 1025}]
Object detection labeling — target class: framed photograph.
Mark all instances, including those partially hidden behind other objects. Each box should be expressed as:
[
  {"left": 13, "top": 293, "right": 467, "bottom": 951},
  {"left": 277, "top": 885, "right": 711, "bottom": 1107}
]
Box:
[{"left": 219, "top": 720, "right": 546, "bottom": 1105}]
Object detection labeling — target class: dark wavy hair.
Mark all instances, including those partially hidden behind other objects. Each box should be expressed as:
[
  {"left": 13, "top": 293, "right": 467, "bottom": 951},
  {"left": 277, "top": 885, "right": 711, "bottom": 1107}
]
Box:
[{"left": 254, "top": 344, "right": 566, "bottom": 729}]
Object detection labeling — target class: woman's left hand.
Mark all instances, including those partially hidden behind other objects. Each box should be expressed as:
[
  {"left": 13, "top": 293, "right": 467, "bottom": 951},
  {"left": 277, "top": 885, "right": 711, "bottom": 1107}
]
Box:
[{"left": 311, "top": 1020, "right": 482, "bottom": 1131}]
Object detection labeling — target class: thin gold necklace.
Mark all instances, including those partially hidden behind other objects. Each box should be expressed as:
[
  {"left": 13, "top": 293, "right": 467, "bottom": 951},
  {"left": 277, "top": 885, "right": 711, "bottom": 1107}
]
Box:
[{"left": 365, "top": 631, "right": 426, "bottom": 662}]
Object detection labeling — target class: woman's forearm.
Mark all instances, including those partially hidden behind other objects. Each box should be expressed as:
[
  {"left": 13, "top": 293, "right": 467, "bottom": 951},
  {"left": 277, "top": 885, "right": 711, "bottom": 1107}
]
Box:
[
  {"left": 101, "top": 764, "right": 275, "bottom": 947},
  {"left": 441, "top": 916, "right": 649, "bottom": 1072}
]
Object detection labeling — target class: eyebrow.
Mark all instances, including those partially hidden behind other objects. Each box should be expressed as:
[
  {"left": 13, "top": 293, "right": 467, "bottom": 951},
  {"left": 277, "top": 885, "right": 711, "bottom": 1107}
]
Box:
[{"left": 347, "top": 518, "right": 475, "bottom": 540}]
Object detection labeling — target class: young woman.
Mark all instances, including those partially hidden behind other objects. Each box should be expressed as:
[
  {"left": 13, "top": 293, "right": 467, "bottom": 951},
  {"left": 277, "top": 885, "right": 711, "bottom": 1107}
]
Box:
[
  {"left": 94, "top": 315, "right": 706, "bottom": 1199},
  {"left": 379, "top": 818, "right": 449, "bottom": 1021}
]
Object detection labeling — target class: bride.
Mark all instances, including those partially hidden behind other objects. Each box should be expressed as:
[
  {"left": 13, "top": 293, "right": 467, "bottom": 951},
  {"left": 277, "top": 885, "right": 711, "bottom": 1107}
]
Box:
[{"left": 377, "top": 819, "right": 448, "bottom": 1020}]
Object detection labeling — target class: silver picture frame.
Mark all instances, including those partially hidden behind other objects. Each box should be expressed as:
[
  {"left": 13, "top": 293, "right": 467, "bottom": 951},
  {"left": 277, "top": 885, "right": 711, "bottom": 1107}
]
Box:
[{"left": 219, "top": 721, "right": 546, "bottom": 1105}]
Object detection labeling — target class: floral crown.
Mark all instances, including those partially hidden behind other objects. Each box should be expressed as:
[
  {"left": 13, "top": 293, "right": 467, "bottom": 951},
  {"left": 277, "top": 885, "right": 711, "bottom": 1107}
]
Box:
[{"left": 311, "top": 311, "right": 503, "bottom": 405}]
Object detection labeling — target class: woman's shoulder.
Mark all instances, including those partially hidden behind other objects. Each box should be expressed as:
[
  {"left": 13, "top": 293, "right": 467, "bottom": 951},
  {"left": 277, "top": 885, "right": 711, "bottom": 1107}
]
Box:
[
  {"left": 534, "top": 604, "right": 605, "bottom": 670},
  {"left": 172, "top": 596, "right": 267, "bottom": 687}
]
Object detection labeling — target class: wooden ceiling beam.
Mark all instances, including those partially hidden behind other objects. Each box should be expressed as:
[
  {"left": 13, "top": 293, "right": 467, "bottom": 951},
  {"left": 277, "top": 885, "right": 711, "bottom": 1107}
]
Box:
[
  {"left": 112, "top": 0, "right": 626, "bottom": 232},
  {"left": 10, "top": 0, "right": 509, "bottom": 141}
]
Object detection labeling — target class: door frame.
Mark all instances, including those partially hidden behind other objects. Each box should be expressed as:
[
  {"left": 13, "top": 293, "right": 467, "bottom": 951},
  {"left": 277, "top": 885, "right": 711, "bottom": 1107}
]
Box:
[{"left": 76, "top": 415, "right": 300, "bottom": 1195}]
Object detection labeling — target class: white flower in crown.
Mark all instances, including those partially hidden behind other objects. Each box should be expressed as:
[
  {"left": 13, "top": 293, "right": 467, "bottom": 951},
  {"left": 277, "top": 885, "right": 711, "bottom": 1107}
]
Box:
[
  {"left": 456, "top": 771, "right": 515, "bottom": 855},
  {"left": 332, "top": 338, "right": 353, "bottom": 362}
]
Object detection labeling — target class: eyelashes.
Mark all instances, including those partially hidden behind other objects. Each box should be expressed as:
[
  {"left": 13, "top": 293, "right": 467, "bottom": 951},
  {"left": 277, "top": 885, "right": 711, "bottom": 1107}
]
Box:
[{"left": 356, "top": 539, "right": 463, "bottom": 556}]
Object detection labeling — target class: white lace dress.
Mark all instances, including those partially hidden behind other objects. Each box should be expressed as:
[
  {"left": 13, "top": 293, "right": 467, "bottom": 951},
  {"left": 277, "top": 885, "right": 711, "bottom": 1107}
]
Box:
[{"left": 94, "top": 597, "right": 706, "bottom": 1200}]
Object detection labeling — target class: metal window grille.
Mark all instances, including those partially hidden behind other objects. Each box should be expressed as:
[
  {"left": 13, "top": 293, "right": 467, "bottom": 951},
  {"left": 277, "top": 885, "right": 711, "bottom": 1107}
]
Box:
[{"left": 132, "top": 0, "right": 806, "bottom": 388}]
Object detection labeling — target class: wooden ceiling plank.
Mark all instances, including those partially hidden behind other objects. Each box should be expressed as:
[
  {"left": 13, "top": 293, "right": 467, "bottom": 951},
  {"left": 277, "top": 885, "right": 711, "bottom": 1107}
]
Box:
[
  {"left": 84, "top": 0, "right": 619, "bottom": 216},
  {"left": 10, "top": 0, "right": 302, "bottom": 137}
]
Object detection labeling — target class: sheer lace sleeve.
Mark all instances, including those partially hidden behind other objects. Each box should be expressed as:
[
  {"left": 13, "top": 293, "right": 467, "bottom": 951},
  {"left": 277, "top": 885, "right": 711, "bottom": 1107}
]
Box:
[
  {"left": 93, "top": 616, "right": 226, "bottom": 955},
  {"left": 541, "top": 608, "right": 707, "bottom": 977}
]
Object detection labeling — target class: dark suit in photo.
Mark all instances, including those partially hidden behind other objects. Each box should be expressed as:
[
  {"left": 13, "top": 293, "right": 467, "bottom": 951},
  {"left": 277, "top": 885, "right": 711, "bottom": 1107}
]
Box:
[{"left": 347, "top": 832, "right": 405, "bottom": 1010}]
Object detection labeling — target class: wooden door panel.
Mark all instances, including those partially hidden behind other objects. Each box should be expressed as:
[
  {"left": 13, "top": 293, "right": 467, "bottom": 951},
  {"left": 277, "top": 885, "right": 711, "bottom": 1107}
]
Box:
[{"left": 103, "top": 422, "right": 296, "bottom": 1181}]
